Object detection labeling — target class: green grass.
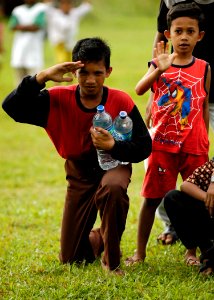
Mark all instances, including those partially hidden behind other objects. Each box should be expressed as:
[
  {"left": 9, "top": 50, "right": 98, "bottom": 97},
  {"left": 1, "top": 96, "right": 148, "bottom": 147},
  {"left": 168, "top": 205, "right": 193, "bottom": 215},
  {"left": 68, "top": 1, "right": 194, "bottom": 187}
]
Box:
[{"left": 0, "top": 1, "right": 214, "bottom": 299}]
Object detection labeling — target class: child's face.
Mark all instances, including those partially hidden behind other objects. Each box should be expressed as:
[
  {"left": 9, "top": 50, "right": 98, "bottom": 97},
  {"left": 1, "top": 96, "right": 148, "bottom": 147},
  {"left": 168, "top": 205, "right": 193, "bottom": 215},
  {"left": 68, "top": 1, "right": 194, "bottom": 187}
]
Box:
[
  {"left": 165, "top": 17, "right": 204, "bottom": 55},
  {"left": 25, "top": 0, "right": 37, "bottom": 5},
  {"left": 75, "top": 60, "right": 112, "bottom": 100},
  {"left": 59, "top": 0, "right": 72, "bottom": 13}
]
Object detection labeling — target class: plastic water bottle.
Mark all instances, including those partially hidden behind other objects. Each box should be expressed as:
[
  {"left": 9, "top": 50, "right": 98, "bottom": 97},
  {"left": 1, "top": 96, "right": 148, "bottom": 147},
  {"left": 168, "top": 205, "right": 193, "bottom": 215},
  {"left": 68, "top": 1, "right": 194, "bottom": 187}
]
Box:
[
  {"left": 113, "top": 111, "right": 133, "bottom": 165},
  {"left": 93, "top": 105, "right": 119, "bottom": 170}
]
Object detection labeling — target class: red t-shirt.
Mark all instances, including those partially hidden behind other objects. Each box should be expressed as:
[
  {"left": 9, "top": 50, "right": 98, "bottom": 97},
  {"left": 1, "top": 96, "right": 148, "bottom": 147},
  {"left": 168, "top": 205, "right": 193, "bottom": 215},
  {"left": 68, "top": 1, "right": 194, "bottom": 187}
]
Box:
[
  {"left": 150, "top": 57, "right": 209, "bottom": 155},
  {"left": 45, "top": 85, "right": 134, "bottom": 159}
]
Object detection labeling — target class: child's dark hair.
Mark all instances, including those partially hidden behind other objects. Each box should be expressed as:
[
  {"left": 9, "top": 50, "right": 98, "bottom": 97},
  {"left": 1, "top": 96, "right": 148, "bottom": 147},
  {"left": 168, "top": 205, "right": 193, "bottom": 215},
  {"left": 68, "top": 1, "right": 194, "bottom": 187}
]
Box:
[
  {"left": 72, "top": 37, "right": 111, "bottom": 69},
  {"left": 167, "top": 1, "right": 205, "bottom": 30}
]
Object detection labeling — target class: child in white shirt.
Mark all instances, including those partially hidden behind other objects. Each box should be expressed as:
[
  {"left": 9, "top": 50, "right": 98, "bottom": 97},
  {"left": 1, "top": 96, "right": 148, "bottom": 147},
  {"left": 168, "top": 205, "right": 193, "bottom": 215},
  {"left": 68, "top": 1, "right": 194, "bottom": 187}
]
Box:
[{"left": 46, "top": 0, "right": 92, "bottom": 63}]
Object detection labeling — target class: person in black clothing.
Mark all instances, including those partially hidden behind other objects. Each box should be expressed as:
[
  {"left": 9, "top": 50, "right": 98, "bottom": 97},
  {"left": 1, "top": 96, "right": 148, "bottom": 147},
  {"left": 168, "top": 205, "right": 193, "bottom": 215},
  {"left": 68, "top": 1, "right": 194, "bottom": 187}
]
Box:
[
  {"left": 164, "top": 159, "right": 214, "bottom": 275},
  {"left": 2, "top": 37, "right": 152, "bottom": 275}
]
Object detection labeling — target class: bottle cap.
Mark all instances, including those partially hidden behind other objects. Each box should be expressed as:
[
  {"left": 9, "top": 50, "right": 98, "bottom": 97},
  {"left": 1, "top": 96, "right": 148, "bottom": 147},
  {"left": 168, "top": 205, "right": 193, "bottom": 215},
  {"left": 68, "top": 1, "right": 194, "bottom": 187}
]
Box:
[
  {"left": 119, "top": 111, "right": 127, "bottom": 118},
  {"left": 97, "top": 105, "right": 104, "bottom": 112}
]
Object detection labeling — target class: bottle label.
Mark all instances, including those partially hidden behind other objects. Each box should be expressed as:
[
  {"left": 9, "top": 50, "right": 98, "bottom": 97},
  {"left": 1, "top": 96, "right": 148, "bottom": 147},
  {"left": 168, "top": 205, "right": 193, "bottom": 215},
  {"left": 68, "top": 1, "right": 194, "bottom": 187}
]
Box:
[
  {"left": 107, "top": 124, "right": 114, "bottom": 135},
  {"left": 113, "top": 130, "right": 132, "bottom": 141}
]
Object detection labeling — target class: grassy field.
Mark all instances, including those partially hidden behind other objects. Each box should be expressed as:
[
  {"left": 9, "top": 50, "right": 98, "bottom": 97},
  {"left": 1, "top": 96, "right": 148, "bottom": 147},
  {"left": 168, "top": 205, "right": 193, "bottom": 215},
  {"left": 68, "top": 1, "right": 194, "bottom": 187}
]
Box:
[{"left": 0, "top": 1, "right": 214, "bottom": 299}]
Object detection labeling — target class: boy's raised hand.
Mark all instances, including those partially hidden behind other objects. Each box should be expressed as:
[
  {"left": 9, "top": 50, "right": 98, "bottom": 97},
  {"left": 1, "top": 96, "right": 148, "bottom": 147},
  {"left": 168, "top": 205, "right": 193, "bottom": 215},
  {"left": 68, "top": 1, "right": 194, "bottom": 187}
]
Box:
[
  {"left": 154, "top": 41, "right": 177, "bottom": 73},
  {"left": 36, "top": 61, "right": 84, "bottom": 85}
]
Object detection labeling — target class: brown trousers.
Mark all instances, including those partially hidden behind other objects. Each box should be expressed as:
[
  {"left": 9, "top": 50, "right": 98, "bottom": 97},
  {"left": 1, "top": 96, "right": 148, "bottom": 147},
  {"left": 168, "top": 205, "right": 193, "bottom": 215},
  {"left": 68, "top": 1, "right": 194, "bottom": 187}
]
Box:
[{"left": 60, "top": 159, "right": 131, "bottom": 270}]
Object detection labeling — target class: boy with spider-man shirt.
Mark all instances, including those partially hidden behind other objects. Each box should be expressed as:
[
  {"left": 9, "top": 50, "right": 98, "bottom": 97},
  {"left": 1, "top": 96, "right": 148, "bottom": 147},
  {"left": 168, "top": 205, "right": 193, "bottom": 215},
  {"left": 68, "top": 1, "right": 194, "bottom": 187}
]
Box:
[{"left": 126, "top": 1, "right": 211, "bottom": 266}]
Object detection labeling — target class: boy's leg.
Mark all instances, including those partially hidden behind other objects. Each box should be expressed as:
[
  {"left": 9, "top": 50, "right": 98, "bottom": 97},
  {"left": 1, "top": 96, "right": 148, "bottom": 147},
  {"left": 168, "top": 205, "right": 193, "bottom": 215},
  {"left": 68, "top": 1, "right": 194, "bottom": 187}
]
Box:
[
  {"left": 125, "top": 197, "right": 162, "bottom": 265},
  {"left": 164, "top": 190, "right": 197, "bottom": 264},
  {"left": 60, "top": 160, "right": 102, "bottom": 264},
  {"left": 164, "top": 190, "right": 213, "bottom": 251},
  {"left": 95, "top": 164, "right": 131, "bottom": 271},
  {"left": 144, "top": 151, "right": 178, "bottom": 245},
  {"left": 137, "top": 197, "right": 162, "bottom": 260},
  {"left": 164, "top": 189, "right": 212, "bottom": 266},
  {"left": 125, "top": 150, "right": 179, "bottom": 266}
]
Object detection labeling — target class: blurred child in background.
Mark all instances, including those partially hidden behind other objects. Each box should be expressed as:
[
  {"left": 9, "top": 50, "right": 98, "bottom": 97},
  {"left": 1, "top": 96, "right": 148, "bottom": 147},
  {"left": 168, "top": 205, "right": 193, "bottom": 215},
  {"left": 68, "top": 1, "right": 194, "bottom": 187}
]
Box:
[
  {"left": 46, "top": 0, "right": 92, "bottom": 63},
  {"left": 9, "top": 0, "right": 47, "bottom": 85}
]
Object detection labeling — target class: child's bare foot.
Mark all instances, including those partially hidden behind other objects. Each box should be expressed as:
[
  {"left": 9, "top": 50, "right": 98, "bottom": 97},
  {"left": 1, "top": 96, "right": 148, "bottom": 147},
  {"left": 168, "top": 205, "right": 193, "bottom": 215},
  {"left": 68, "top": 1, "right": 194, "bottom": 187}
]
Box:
[
  {"left": 185, "top": 249, "right": 200, "bottom": 266},
  {"left": 101, "top": 259, "right": 125, "bottom": 276},
  {"left": 125, "top": 252, "right": 144, "bottom": 266},
  {"left": 89, "top": 228, "right": 104, "bottom": 258}
]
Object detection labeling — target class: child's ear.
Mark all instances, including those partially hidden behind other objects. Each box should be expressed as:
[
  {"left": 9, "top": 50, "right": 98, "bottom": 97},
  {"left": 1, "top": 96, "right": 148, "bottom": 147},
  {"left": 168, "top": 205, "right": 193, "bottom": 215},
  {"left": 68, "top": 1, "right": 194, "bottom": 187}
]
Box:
[
  {"left": 105, "top": 67, "right": 112, "bottom": 78},
  {"left": 198, "top": 31, "right": 205, "bottom": 42},
  {"left": 164, "top": 30, "right": 170, "bottom": 40}
]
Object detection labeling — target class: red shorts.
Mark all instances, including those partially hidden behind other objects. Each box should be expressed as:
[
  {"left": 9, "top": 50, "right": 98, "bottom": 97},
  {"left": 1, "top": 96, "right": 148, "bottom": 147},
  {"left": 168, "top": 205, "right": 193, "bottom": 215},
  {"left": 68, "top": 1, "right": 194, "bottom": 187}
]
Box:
[{"left": 141, "top": 150, "right": 208, "bottom": 198}]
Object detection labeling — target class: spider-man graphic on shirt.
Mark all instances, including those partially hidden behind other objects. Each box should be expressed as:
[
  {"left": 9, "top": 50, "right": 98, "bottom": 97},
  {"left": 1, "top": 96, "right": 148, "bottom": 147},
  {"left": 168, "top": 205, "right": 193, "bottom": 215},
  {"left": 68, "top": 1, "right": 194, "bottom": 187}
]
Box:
[{"left": 158, "top": 77, "right": 191, "bottom": 130}]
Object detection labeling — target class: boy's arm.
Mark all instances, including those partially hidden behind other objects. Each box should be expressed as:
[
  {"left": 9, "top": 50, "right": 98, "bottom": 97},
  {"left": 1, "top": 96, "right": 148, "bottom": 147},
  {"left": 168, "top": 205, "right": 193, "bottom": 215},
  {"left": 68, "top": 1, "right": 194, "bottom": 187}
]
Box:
[
  {"left": 180, "top": 181, "right": 206, "bottom": 202},
  {"left": 135, "top": 64, "right": 161, "bottom": 96},
  {"left": 203, "top": 64, "right": 211, "bottom": 133},
  {"left": 205, "top": 180, "right": 214, "bottom": 217},
  {"left": 145, "top": 92, "right": 154, "bottom": 128},
  {"left": 36, "top": 61, "right": 84, "bottom": 84},
  {"left": 2, "top": 62, "right": 84, "bottom": 127},
  {"left": 2, "top": 75, "right": 49, "bottom": 127},
  {"left": 75, "top": 1, "right": 92, "bottom": 18},
  {"left": 9, "top": 13, "right": 45, "bottom": 32},
  {"left": 181, "top": 167, "right": 214, "bottom": 217}
]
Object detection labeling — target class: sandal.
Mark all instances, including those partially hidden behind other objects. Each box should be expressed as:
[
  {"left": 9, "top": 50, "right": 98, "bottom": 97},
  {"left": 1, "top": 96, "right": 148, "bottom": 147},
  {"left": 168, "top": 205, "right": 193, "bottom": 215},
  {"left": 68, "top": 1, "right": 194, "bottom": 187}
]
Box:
[
  {"left": 124, "top": 255, "right": 143, "bottom": 266},
  {"left": 185, "top": 255, "right": 200, "bottom": 266}
]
